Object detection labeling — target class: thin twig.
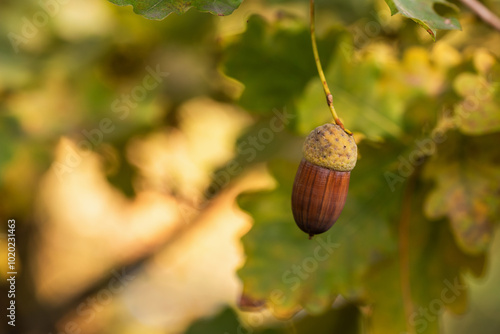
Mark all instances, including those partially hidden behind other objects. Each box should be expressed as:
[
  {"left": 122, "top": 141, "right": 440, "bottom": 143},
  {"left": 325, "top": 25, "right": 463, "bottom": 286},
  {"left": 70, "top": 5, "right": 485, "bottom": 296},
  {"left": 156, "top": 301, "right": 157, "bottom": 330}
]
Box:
[
  {"left": 309, "top": 0, "right": 351, "bottom": 135},
  {"left": 459, "top": 0, "right": 500, "bottom": 31}
]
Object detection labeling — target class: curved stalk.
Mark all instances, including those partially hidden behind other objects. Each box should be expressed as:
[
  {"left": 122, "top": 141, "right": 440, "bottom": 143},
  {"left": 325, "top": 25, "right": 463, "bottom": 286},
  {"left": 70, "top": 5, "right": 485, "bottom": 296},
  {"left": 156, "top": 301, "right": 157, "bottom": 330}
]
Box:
[{"left": 310, "top": 0, "right": 351, "bottom": 135}]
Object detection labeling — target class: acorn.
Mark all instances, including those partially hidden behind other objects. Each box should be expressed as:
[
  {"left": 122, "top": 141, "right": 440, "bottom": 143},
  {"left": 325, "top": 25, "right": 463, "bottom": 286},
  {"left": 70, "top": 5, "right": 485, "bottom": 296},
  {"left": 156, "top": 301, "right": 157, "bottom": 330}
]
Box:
[{"left": 291, "top": 123, "right": 357, "bottom": 238}]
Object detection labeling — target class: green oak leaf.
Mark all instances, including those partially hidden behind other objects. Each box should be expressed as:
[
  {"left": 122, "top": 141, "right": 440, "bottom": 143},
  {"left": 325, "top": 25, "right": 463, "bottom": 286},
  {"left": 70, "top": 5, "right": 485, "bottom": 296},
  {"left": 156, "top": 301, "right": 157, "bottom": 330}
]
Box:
[
  {"left": 444, "top": 231, "right": 500, "bottom": 334},
  {"left": 296, "top": 38, "right": 409, "bottom": 139},
  {"left": 108, "top": 0, "right": 243, "bottom": 20},
  {"left": 453, "top": 72, "right": 500, "bottom": 135},
  {"left": 364, "top": 181, "right": 484, "bottom": 334},
  {"left": 237, "top": 140, "right": 403, "bottom": 316},
  {"left": 423, "top": 131, "right": 500, "bottom": 254},
  {"left": 385, "top": 0, "right": 461, "bottom": 40},
  {"left": 408, "top": 205, "right": 485, "bottom": 329},
  {"left": 223, "top": 15, "right": 343, "bottom": 117}
]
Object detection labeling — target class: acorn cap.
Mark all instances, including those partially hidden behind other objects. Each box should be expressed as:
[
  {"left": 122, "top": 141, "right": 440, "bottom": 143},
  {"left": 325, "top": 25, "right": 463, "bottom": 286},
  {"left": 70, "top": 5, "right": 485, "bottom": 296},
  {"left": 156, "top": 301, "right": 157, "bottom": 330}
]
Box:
[{"left": 303, "top": 123, "right": 357, "bottom": 172}]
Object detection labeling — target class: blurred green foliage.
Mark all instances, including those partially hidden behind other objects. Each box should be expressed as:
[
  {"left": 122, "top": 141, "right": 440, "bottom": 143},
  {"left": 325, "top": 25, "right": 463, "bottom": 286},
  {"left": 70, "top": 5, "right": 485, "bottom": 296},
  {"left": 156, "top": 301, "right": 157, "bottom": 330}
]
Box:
[
  {"left": 110, "top": 0, "right": 244, "bottom": 19},
  {"left": 1, "top": 0, "right": 500, "bottom": 333}
]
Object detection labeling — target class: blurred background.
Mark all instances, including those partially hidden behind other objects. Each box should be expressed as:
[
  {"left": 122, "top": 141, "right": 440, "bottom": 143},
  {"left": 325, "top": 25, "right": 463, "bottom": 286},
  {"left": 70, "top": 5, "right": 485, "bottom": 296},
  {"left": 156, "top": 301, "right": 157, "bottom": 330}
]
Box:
[{"left": 1, "top": 0, "right": 500, "bottom": 333}]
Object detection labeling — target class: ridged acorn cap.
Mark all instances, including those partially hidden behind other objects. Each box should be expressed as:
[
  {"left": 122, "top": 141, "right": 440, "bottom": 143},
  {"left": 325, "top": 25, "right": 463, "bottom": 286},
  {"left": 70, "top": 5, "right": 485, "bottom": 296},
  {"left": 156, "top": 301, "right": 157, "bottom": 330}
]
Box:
[{"left": 303, "top": 123, "right": 357, "bottom": 172}]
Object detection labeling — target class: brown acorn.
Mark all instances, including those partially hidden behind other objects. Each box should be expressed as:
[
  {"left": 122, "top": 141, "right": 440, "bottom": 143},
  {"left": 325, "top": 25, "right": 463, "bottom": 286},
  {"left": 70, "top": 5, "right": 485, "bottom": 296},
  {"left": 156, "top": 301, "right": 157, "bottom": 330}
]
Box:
[{"left": 291, "top": 123, "right": 357, "bottom": 238}]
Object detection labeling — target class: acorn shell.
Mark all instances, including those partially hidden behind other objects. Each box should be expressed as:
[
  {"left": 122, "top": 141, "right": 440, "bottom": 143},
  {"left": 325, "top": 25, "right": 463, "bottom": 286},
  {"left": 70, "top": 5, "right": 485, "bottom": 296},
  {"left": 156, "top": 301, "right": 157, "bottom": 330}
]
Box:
[{"left": 291, "top": 158, "right": 350, "bottom": 238}]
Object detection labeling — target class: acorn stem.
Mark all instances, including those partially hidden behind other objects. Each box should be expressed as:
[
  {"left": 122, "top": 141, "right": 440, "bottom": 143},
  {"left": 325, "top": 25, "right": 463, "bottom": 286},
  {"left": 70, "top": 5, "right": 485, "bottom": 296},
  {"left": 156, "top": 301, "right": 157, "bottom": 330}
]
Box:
[{"left": 309, "top": 0, "right": 352, "bottom": 135}]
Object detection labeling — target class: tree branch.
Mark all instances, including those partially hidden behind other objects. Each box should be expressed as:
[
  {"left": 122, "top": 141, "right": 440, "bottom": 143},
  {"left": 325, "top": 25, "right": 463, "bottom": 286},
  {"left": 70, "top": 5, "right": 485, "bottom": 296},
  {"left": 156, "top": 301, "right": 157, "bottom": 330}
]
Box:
[{"left": 459, "top": 0, "right": 500, "bottom": 32}]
